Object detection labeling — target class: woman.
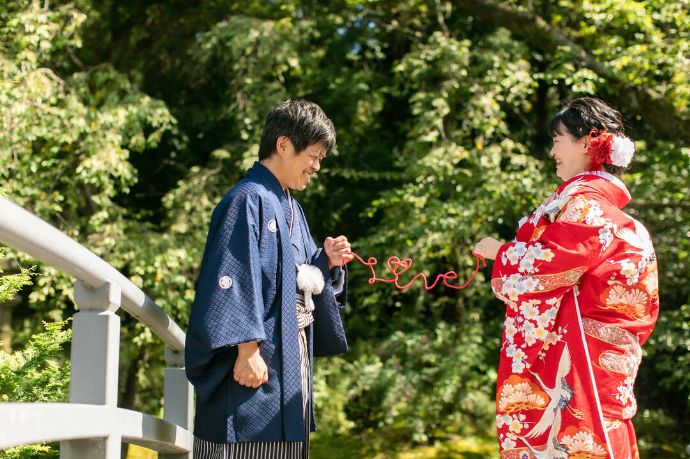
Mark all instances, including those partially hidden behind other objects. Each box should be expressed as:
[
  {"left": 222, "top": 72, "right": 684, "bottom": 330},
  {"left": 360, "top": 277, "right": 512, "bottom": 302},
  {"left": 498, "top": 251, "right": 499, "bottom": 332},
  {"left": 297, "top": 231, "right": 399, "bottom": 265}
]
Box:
[{"left": 474, "top": 97, "right": 659, "bottom": 459}]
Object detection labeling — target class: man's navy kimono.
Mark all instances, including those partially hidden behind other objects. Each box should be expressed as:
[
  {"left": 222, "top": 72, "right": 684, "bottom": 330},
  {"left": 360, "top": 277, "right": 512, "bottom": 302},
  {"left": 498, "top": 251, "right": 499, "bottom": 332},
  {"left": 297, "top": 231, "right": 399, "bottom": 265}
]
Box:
[{"left": 185, "top": 162, "right": 348, "bottom": 444}]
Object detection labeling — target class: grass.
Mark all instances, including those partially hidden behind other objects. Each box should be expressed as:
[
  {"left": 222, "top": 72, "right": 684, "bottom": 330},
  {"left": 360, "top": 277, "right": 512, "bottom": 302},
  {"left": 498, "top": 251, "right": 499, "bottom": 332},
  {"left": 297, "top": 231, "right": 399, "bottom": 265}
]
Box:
[
  {"left": 311, "top": 432, "right": 499, "bottom": 459},
  {"left": 126, "top": 445, "right": 156, "bottom": 459}
]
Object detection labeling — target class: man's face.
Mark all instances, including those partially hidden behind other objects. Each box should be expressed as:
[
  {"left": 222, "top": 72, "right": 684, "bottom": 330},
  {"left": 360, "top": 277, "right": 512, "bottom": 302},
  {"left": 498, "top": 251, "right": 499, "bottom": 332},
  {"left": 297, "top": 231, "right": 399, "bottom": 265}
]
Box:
[{"left": 282, "top": 140, "right": 326, "bottom": 191}]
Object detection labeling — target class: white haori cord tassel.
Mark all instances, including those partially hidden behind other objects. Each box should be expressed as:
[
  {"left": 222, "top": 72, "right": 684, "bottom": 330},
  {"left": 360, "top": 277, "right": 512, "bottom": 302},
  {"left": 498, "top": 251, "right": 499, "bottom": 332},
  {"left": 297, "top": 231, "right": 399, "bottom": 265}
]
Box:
[{"left": 297, "top": 263, "right": 325, "bottom": 312}]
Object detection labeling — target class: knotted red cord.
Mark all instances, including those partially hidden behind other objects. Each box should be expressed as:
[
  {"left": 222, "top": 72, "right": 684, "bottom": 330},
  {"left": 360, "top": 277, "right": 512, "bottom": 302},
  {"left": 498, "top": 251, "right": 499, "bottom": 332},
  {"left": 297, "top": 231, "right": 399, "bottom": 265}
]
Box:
[{"left": 346, "top": 251, "right": 486, "bottom": 291}]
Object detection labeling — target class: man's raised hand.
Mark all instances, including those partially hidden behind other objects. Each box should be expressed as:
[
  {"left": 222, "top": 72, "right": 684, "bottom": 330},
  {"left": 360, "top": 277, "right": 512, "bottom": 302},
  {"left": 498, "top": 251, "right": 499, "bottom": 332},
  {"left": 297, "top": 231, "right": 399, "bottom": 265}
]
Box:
[{"left": 324, "top": 235, "right": 354, "bottom": 269}]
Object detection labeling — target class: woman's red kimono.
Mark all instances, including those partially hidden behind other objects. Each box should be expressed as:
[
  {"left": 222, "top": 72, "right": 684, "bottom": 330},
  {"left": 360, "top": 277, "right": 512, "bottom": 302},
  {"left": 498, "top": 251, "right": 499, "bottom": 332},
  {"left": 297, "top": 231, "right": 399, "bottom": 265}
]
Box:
[{"left": 491, "top": 171, "right": 659, "bottom": 459}]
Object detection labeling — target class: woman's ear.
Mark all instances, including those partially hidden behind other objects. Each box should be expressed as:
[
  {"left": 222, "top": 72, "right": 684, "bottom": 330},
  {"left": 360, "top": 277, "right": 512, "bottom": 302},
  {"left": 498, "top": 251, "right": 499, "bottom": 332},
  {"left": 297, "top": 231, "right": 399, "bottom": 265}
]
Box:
[{"left": 581, "top": 135, "right": 590, "bottom": 151}]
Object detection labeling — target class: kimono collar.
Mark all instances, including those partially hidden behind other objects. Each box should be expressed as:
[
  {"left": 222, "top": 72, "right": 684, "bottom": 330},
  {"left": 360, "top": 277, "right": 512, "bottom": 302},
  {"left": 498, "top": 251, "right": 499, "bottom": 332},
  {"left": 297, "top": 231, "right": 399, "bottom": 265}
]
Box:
[
  {"left": 558, "top": 170, "right": 631, "bottom": 209},
  {"left": 247, "top": 161, "right": 289, "bottom": 206}
]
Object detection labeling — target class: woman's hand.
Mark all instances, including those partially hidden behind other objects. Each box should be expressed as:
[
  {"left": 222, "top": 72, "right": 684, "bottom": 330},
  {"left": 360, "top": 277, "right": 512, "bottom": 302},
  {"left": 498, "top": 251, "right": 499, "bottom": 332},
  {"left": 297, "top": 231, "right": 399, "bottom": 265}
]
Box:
[{"left": 473, "top": 237, "right": 503, "bottom": 261}]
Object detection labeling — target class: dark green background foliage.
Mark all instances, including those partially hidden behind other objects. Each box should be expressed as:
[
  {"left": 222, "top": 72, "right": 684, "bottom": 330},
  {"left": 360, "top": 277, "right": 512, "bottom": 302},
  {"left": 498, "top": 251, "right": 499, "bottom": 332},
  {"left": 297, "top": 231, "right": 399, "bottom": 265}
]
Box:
[{"left": 1, "top": 1, "right": 688, "bottom": 457}]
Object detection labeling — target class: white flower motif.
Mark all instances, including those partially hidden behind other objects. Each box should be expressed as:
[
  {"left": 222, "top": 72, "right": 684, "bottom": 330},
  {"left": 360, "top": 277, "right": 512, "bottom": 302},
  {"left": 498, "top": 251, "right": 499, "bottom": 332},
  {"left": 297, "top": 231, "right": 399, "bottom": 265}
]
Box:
[
  {"left": 520, "top": 301, "right": 540, "bottom": 320},
  {"left": 610, "top": 135, "right": 635, "bottom": 167},
  {"left": 500, "top": 435, "right": 516, "bottom": 450},
  {"left": 499, "top": 274, "right": 541, "bottom": 301},
  {"left": 536, "top": 313, "right": 552, "bottom": 328},
  {"left": 545, "top": 306, "right": 558, "bottom": 321},
  {"left": 512, "top": 360, "right": 526, "bottom": 374},
  {"left": 503, "top": 242, "right": 527, "bottom": 266},
  {"left": 521, "top": 322, "right": 537, "bottom": 346},
  {"left": 534, "top": 327, "right": 548, "bottom": 341},
  {"left": 509, "top": 418, "right": 523, "bottom": 433},
  {"left": 544, "top": 331, "right": 560, "bottom": 347},
  {"left": 496, "top": 414, "right": 512, "bottom": 428},
  {"left": 585, "top": 201, "right": 606, "bottom": 226}
]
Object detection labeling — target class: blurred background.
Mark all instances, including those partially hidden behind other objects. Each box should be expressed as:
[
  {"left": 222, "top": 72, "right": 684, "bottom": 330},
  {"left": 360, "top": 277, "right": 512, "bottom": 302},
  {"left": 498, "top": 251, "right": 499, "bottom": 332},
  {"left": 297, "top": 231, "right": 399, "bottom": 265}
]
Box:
[{"left": 1, "top": 1, "right": 688, "bottom": 457}]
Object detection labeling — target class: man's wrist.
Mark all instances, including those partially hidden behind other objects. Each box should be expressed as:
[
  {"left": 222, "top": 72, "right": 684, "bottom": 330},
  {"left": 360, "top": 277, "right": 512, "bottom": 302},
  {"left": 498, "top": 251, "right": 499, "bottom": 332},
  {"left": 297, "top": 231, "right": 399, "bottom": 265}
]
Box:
[{"left": 237, "top": 341, "right": 259, "bottom": 357}]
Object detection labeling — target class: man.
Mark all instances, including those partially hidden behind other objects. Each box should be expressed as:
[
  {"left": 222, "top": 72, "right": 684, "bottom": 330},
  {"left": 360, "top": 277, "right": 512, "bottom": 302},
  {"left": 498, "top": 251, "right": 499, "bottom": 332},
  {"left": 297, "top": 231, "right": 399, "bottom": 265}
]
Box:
[{"left": 185, "top": 99, "right": 353, "bottom": 458}]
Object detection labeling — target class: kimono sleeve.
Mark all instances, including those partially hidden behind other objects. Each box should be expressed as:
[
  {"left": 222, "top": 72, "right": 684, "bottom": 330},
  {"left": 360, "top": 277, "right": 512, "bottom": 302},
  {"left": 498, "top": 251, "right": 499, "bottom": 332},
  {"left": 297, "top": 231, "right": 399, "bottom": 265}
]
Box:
[
  {"left": 308, "top": 244, "right": 348, "bottom": 357},
  {"left": 491, "top": 195, "right": 605, "bottom": 373},
  {"left": 189, "top": 192, "right": 267, "bottom": 353}
]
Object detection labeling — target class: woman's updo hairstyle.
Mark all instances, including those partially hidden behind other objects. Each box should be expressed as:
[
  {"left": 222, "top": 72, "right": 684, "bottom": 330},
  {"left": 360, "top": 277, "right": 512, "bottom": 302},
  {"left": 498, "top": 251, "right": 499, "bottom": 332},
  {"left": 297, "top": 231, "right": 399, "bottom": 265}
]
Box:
[{"left": 549, "top": 97, "right": 632, "bottom": 177}]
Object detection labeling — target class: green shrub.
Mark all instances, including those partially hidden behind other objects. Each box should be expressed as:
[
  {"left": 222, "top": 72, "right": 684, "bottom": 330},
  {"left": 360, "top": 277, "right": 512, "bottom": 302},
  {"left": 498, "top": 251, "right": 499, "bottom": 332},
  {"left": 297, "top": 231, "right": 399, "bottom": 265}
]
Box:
[
  {"left": 315, "top": 321, "right": 497, "bottom": 455},
  {"left": 0, "top": 251, "right": 71, "bottom": 458}
]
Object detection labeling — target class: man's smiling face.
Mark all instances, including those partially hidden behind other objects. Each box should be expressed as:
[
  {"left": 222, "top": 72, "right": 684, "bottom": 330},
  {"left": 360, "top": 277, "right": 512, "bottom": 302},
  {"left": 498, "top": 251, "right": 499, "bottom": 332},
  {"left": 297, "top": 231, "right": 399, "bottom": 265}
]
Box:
[{"left": 280, "top": 138, "right": 326, "bottom": 191}]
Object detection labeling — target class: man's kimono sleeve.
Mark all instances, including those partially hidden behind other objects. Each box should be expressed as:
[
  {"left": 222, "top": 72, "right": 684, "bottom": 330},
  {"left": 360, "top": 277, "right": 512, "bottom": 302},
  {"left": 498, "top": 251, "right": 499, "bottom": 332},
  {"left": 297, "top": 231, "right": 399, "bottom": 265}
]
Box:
[
  {"left": 491, "top": 195, "right": 603, "bottom": 373},
  {"left": 308, "top": 244, "right": 348, "bottom": 357},
  {"left": 190, "top": 193, "right": 267, "bottom": 353}
]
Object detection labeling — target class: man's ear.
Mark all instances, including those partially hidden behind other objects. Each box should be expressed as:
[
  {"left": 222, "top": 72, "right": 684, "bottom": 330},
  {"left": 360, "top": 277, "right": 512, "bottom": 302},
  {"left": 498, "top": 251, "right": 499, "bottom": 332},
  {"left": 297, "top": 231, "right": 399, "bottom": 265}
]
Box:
[{"left": 275, "top": 136, "right": 293, "bottom": 158}]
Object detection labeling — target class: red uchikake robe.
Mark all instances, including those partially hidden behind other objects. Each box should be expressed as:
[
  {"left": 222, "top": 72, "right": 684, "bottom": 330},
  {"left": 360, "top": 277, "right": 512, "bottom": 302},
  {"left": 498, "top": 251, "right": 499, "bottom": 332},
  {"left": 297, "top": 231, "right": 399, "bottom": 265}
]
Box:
[{"left": 491, "top": 171, "right": 659, "bottom": 459}]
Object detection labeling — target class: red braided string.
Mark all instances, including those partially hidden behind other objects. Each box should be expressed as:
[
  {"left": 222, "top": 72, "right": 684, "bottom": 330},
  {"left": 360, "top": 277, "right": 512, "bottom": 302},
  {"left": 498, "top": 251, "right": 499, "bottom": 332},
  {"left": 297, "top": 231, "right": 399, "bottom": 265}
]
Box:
[{"left": 346, "top": 251, "right": 487, "bottom": 291}]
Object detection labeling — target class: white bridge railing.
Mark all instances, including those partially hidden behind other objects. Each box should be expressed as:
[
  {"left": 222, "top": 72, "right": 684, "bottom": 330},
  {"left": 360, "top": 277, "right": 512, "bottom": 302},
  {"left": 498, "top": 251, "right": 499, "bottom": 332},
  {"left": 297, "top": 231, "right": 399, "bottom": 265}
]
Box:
[{"left": 0, "top": 196, "right": 193, "bottom": 458}]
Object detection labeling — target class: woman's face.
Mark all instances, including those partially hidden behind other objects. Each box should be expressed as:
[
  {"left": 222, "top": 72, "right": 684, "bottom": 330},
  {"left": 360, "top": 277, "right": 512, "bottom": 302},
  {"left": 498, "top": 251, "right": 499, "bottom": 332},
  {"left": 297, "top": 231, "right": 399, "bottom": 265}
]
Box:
[{"left": 550, "top": 124, "right": 591, "bottom": 181}]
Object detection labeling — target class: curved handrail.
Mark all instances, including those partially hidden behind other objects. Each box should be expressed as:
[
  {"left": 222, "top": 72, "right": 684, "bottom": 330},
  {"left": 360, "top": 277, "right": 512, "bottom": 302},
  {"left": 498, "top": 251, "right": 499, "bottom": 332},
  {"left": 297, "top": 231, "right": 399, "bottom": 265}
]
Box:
[
  {"left": 0, "top": 403, "right": 192, "bottom": 452},
  {"left": 0, "top": 197, "right": 186, "bottom": 352}
]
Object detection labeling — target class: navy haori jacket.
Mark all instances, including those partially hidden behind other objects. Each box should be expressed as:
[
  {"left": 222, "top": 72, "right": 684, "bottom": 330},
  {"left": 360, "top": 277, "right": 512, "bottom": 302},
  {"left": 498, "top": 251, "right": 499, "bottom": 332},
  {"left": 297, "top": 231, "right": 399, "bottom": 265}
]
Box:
[{"left": 185, "top": 162, "right": 348, "bottom": 444}]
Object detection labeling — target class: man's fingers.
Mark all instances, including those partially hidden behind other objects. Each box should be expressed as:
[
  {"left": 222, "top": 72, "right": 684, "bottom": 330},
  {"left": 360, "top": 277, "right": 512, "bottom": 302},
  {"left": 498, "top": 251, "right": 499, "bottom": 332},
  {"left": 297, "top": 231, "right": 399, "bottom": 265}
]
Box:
[
  {"left": 326, "top": 236, "right": 349, "bottom": 245},
  {"left": 241, "top": 374, "right": 258, "bottom": 388}
]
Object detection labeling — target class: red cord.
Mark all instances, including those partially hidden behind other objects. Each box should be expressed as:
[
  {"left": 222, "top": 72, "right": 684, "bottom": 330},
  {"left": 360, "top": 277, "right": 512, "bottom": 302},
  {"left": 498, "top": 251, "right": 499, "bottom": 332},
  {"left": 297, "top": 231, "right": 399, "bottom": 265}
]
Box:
[{"left": 346, "top": 251, "right": 487, "bottom": 291}]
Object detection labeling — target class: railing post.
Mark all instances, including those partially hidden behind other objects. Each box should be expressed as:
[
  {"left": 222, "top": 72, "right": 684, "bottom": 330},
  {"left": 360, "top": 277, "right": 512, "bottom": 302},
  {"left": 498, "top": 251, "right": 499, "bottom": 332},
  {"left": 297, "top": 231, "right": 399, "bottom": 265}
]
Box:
[
  {"left": 160, "top": 347, "right": 194, "bottom": 459},
  {"left": 60, "top": 280, "right": 122, "bottom": 459}
]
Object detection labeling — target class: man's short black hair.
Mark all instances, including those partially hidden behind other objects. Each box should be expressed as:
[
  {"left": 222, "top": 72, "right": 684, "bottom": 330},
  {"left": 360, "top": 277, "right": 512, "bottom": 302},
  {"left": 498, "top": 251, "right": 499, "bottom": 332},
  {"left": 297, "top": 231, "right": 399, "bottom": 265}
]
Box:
[{"left": 258, "top": 99, "right": 336, "bottom": 160}]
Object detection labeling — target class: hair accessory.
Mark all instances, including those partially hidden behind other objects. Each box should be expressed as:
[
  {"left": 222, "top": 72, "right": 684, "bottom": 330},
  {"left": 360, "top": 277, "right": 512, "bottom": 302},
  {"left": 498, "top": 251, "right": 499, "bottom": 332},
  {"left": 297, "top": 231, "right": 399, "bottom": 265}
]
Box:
[{"left": 587, "top": 129, "right": 635, "bottom": 169}]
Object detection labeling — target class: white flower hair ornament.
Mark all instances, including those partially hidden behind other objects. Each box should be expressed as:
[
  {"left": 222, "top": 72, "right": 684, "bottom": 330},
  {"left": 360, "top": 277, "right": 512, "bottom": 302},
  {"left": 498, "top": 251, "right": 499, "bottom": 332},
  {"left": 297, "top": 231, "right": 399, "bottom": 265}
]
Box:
[
  {"left": 297, "top": 263, "right": 325, "bottom": 312},
  {"left": 587, "top": 129, "right": 635, "bottom": 169},
  {"left": 609, "top": 135, "right": 635, "bottom": 167}
]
